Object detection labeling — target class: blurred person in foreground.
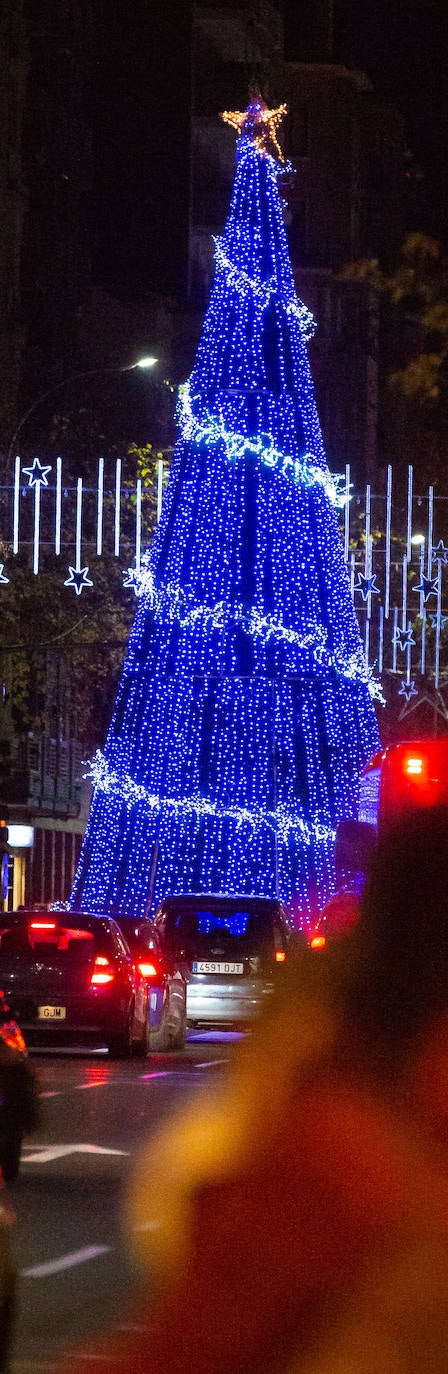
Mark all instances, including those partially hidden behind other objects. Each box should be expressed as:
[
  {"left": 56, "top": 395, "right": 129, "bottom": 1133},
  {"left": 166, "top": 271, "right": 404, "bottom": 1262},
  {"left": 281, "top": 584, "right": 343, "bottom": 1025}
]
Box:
[{"left": 68, "top": 808, "right": 448, "bottom": 1373}]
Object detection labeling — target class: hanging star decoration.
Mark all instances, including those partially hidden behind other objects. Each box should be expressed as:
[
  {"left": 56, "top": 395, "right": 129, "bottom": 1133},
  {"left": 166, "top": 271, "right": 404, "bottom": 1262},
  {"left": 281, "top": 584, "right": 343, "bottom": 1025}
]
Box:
[
  {"left": 221, "top": 95, "right": 287, "bottom": 163},
  {"left": 432, "top": 540, "right": 448, "bottom": 565},
  {"left": 123, "top": 567, "right": 141, "bottom": 598},
  {"left": 64, "top": 566, "right": 93, "bottom": 596},
  {"left": 430, "top": 612, "right": 448, "bottom": 630},
  {"left": 414, "top": 573, "right": 439, "bottom": 601},
  {"left": 22, "top": 457, "right": 52, "bottom": 487},
  {"left": 355, "top": 573, "right": 380, "bottom": 601},
  {"left": 0, "top": 565, "right": 9, "bottom": 585},
  {"left": 393, "top": 625, "right": 416, "bottom": 651},
  {"left": 398, "top": 679, "right": 418, "bottom": 703}
]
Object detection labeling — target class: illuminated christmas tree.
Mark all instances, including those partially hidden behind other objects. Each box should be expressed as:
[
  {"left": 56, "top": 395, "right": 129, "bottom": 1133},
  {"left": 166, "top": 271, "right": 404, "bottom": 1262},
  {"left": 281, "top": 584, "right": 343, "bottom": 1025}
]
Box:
[{"left": 70, "top": 97, "right": 381, "bottom": 921}]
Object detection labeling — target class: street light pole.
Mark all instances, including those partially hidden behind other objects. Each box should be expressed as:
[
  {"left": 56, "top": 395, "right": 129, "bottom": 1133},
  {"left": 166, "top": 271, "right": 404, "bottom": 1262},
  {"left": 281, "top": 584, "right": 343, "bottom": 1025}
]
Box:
[{"left": 7, "top": 356, "right": 158, "bottom": 461}]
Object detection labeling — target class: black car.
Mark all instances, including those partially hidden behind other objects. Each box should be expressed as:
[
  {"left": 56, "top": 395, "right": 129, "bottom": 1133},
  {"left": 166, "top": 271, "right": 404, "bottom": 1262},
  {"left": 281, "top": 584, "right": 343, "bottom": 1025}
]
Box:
[
  {"left": 113, "top": 916, "right": 186, "bottom": 1051},
  {"left": 0, "top": 989, "right": 38, "bottom": 1181},
  {"left": 0, "top": 910, "right": 152, "bottom": 1058}
]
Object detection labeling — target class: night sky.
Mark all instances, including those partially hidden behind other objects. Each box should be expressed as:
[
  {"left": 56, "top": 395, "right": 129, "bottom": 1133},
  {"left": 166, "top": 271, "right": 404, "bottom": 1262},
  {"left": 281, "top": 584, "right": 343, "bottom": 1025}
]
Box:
[
  {"left": 93, "top": 3, "right": 448, "bottom": 301},
  {"left": 285, "top": 0, "right": 448, "bottom": 242}
]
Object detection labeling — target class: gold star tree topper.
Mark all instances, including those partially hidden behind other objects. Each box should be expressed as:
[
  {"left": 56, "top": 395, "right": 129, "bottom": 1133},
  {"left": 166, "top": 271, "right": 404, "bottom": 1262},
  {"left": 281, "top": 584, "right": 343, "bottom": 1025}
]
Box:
[{"left": 221, "top": 94, "right": 287, "bottom": 164}]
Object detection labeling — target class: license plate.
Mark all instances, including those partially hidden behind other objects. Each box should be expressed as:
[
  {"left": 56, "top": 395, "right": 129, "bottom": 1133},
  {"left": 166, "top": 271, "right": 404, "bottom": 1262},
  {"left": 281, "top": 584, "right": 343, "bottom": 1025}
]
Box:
[
  {"left": 192, "top": 961, "right": 244, "bottom": 975},
  {"left": 37, "top": 1006, "right": 67, "bottom": 1020}
]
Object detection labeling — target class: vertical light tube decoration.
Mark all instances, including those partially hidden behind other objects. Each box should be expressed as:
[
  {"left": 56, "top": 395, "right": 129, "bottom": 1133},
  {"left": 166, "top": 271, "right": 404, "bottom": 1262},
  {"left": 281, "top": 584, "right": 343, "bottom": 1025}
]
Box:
[
  {"left": 75, "top": 478, "right": 83, "bottom": 570},
  {"left": 435, "top": 561, "right": 442, "bottom": 689},
  {"left": 392, "top": 607, "right": 398, "bottom": 673},
  {"left": 157, "top": 458, "right": 164, "bottom": 524},
  {"left": 344, "top": 462, "right": 350, "bottom": 563},
  {"left": 97, "top": 457, "right": 104, "bottom": 557},
  {"left": 406, "top": 464, "right": 413, "bottom": 562},
  {"left": 114, "top": 458, "right": 121, "bottom": 557},
  {"left": 427, "top": 486, "right": 434, "bottom": 577},
  {"left": 69, "top": 98, "right": 381, "bottom": 923},
  {"left": 135, "top": 478, "right": 142, "bottom": 570},
  {"left": 55, "top": 457, "right": 62, "bottom": 555},
  {"left": 33, "top": 483, "right": 41, "bottom": 575},
  {"left": 13, "top": 456, "right": 20, "bottom": 554},
  {"left": 378, "top": 605, "right": 384, "bottom": 675},
  {"left": 385, "top": 465, "right": 392, "bottom": 619},
  {"left": 420, "top": 540, "right": 426, "bottom": 675}
]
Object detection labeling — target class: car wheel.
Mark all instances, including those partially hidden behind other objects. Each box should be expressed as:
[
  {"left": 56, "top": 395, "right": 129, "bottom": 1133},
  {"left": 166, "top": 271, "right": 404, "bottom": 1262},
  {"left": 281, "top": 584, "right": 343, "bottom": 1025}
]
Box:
[
  {"left": 149, "top": 1001, "right": 186, "bottom": 1052},
  {"left": 1, "top": 1132, "right": 23, "bottom": 1184},
  {"left": 133, "top": 1015, "right": 150, "bottom": 1058}
]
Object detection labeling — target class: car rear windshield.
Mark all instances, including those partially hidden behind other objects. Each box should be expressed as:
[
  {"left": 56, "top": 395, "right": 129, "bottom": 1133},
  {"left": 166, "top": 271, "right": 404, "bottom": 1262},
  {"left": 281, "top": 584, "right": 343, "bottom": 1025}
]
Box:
[
  {"left": 160, "top": 902, "right": 285, "bottom": 957},
  {"left": 0, "top": 913, "right": 116, "bottom": 960}
]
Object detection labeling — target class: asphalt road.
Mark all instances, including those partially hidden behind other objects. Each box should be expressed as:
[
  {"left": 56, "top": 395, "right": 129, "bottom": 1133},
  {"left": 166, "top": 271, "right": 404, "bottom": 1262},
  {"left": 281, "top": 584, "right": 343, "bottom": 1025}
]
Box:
[{"left": 8, "top": 1033, "right": 241, "bottom": 1373}]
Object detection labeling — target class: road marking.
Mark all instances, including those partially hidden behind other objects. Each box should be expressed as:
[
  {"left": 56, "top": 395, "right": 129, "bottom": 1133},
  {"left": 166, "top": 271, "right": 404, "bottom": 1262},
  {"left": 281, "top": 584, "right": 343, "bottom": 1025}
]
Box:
[
  {"left": 194, "top": 1059, "right": 228, "bottom": 1068},
  {"left": 139, "top": 1070, "right": 174, "bottom": 1080},
  {"left": 22, "top": 1143, "right": 128, "bottom": 1163},
  {"left": 22, "top": 1244, "right": 111, "bottom": 1278},
  {"left": 76, "top": 1081, "right": 108, "bottom": 1090}
]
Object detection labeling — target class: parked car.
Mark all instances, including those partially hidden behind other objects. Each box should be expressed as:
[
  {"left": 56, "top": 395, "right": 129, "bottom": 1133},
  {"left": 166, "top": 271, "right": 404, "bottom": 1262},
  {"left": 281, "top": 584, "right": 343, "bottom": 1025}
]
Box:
[
  {"left": 0, "top": 989, "right": 38, "bottom": 1182},
  {"left": 0, "top": 910, "right": 153, "bottom": 1058},
  {"left": 112, "top": 916, "right": 186, "bottom": 1051},
  {"left": 153, "top": 893, "right": 290, "bottom": 1028}
]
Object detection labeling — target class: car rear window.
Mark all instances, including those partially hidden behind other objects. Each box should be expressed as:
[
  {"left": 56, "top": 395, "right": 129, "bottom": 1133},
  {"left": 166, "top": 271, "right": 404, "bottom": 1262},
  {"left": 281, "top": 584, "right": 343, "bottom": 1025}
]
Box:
[
  {"left": 160, "top": 902, "right": 284, "bottom": 957},
  {"left": 0, "top": 914, "right": 116, "bottom": 960}
]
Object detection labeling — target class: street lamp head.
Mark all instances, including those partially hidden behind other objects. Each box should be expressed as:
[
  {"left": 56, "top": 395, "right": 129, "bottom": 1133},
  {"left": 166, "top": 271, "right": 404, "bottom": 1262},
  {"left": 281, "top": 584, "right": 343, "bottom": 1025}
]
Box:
[
  {"left": 133, "top": 356, "right": 158, "bottom": 369},
  {"left": 411, "top": 534, "right": 425, "bottom": 546}
]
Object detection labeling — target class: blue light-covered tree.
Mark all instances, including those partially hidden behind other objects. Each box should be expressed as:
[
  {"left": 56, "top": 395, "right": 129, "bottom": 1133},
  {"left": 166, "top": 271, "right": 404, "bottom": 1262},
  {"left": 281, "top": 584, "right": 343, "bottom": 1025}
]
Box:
[{"left": 70, "top": 97, "right": 381, "bottom": 921}]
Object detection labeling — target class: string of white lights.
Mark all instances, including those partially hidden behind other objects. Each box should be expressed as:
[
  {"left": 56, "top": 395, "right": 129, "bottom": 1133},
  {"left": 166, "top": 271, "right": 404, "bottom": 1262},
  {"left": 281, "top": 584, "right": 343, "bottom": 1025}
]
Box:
[
  {"left": 177, "top": 382, "right": 348, "bottom": 507},
  {"left": 86, "top": 749, "right": 335, "bottom": 847}
]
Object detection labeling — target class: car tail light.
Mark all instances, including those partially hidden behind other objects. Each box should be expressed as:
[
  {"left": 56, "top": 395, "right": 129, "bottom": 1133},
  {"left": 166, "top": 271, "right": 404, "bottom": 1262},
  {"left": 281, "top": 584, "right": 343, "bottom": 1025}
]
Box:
[
  {"left": 310, "top": 935, "right": 326, "bottom": 950},
  {"left": 137, "top": 961, "right": 159, "bottom": 979},
  {"left": 30, "top": 921, "right": 57, "bottom": 930},
  {"left": 405, "top": 755, "right": 424, "bottom": 776},
  {"left": 275, "top": 950, "right": 286, "bottom": 963},
  {"left": 90, "top": 955, "right": 114, "bottom": 986}
]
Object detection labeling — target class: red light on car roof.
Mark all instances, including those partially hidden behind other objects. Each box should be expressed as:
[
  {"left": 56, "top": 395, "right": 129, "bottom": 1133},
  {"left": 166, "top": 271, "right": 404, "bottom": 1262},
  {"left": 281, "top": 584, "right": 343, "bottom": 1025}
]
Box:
[
  {"left": 94, "top": 955, "right": 109, "bottom": 966},
  {"left": 310, "top": 935, "right": 326, "bottom": 950},
  {"left": 30, "top": 921, "right": 57, "bottom": 930},
  {"left": 275, "top": 950, "right": 286, "bottom": 963}
]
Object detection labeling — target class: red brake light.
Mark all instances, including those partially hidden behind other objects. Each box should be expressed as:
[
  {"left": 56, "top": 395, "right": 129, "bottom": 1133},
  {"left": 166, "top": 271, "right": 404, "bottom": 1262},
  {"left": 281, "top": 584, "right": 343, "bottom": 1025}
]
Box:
[
  {"left": 30, "top": 921, "right": 57, "bottom": 930},
  {"left": 90, "top": 954, "right": 114, "bottom": 986},
  {"left": 310, "top": 935, "right": 326, "bottom": 950},
  {"left": 275, "top": 950, "right": 286, "bottom": 963},
  {"left": 405, "top": 756, "right": 424, "bottom": 776},
  {"left": 138, "top": 961, "right": 159, "bottom": 979}
]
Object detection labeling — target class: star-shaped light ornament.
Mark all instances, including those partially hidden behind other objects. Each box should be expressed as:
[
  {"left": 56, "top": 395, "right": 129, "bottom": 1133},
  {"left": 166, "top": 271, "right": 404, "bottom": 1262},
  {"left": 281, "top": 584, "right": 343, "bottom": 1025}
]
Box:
[
  {"left": 123, "top": 566, "right": 141, "bottom": 598},
  {"left": 0, "top": 565, "right": 9, "bottom": 585},
  {"left": 430, "top": 612, "right": 448, "bottom": 630},
  {"left": 414, "top": 574, "right": 439, "bottom": 601},
  {"left": 22, "top": 457, "right": 52, "bottom": 487},
  {"left": 64, "top": 565, "right": 93, "bottom": 596},
  {"left": 221, "top": 96, "right": 287, "bottom": 163},
  {"left": 398, "top": 679, "right": 418, "bottom": 703},
  {"left": 432, "top": 540, "right": 448, "bottom": 565},
  {"left": 355, "top": 573, "right": 380, "bottom": 602},
  {"left": 393, "top": 625, "right": 416, "bottom": 651}
]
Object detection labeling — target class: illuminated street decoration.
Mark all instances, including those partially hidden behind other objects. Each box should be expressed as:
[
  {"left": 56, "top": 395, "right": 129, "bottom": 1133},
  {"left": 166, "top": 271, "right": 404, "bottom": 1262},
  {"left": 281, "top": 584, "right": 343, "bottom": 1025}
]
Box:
[
  {"left": 221, "top": 95, "right": 288, "bottom": 163},
  {"left": 0, "top": 565, "right": 9, "bottom": 585},
  {"left": 70, "top": 100, "right": 380, "bottom": 921},
  {"left": 64, "top": 565, "right": 93, "bottom": 596},
  {"left": 22, "top": 458, "right": 52, "bottom": 487}
]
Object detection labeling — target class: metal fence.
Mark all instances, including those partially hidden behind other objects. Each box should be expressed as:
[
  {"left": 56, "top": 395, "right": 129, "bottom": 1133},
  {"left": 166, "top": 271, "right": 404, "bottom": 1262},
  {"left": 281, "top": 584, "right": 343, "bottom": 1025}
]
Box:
[{"left": 1, "top": 457, "right": 448, "bottom": 705}]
